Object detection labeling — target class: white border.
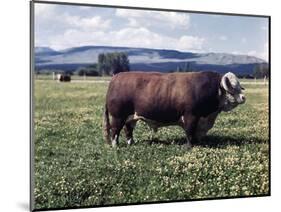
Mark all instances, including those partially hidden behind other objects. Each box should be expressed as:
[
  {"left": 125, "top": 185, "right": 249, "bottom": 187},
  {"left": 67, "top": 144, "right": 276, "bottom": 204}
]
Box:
[{"left": 1, "top": 0, "right": 280, "bottom": 212}]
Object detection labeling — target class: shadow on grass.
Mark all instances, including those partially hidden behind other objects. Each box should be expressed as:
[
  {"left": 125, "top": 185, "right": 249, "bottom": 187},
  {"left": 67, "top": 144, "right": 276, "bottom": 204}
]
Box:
[{"left": 143, "top": 135, "right": 267, "bottom": 149}]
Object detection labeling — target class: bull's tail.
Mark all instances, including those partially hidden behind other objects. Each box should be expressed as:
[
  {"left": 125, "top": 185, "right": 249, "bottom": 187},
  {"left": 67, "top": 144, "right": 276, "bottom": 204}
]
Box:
[{"left": 103, "top": 104, "right": 111, "bottom": 145}]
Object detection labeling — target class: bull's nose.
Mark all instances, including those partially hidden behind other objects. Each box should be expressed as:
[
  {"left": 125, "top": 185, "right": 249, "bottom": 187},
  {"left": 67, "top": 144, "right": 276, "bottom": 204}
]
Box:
[{"left": 241, "top": 95, "right": 246, "bottom": 103}]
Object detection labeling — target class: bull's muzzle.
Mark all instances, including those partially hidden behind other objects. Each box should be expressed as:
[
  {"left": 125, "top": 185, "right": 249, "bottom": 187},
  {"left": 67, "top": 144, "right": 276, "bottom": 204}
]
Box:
[{"left": 237, "top": 94, "right": 246, "bottom": 104}]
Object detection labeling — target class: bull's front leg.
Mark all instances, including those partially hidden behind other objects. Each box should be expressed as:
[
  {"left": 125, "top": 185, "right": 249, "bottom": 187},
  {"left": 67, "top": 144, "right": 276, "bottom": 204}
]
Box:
[
  {"left": 195, "top": 112, "right": 219, "bottom": 141},
  {"left": 182, "top": 114, "right": 199, "bottom": 149}
]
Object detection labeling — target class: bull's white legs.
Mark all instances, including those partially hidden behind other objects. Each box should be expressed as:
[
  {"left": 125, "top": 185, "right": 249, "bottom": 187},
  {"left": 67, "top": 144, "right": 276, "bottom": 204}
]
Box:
[
  {"left": 109, "top": 116, "right": 137, "bottom": 147},
  {"left": 124, "top": 121, "right": 136, "bottom": 146},
  {"left": 126, "top": 138, "right": 134, "bottom": 145},
  {"left": 111, "top": 136, "right": 134, "bottom": 146},
  {"left": 110, "top": 117, "right": 125, "bottom": 147},
  {"left": 112, "top": 135, "right": 118, "bottom": 148}
]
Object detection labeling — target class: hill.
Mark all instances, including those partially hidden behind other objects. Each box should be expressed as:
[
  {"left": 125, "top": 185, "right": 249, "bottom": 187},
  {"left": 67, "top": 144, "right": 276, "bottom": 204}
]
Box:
[{"left": 35, "top": 45, "right": 267, "bottom": 75}]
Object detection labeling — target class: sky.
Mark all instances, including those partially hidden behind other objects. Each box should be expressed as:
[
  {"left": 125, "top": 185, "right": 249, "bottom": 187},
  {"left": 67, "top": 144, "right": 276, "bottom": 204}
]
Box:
[{"left": 34, "top": 3, "right": 269, "bottom": 61}]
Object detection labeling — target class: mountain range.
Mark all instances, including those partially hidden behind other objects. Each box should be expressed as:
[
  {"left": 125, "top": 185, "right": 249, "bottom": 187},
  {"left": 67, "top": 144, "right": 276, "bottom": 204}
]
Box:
[{"left": 35, "top": 45, "right": 267, "bottom": 75}]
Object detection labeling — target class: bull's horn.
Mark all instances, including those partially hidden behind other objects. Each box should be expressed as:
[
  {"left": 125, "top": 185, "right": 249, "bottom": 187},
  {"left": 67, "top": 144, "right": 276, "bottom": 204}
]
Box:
[{"left": 221, "top": 73, "right": 235, "bottom": 94}]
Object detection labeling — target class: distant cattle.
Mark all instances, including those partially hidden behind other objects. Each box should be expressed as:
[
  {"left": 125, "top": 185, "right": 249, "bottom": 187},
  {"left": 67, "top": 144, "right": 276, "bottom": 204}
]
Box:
[
  {"left": 57, "top": 74, "right": 71, "bottom": 82},
  {"left": 103, "top": 71, "right": 246, "bottom": 149}
]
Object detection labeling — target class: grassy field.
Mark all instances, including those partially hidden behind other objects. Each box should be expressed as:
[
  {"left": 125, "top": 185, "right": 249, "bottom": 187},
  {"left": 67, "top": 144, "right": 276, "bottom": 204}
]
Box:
[{"left": 33, "top": 78, "right": 269, "bottom": 210}]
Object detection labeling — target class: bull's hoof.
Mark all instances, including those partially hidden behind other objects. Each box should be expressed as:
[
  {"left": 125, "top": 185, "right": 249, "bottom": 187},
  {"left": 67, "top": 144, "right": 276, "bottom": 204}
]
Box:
[
  {"left": 112, "top": 140, "right": 118, "bottom": 148},
  {"left": 184, "top": 142, "right": 192, "bottom": 150},
  {"left": 127, "top": 138, "right": 134, "bottom": 145},
  {"left": 111, "top": 135, "right": 119, "bottom": 148}
]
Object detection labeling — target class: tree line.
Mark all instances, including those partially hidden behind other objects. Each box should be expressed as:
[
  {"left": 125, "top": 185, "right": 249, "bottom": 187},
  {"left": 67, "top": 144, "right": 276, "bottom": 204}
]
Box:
[
  {"left": 35, "top": 52, "right": 269, "bottom": 79},
  {"left": 76, "top": 52, "right": 130, "bottom": 76},
  {"left": 253, "top": 63, "right": 269, "bottom": 79}
]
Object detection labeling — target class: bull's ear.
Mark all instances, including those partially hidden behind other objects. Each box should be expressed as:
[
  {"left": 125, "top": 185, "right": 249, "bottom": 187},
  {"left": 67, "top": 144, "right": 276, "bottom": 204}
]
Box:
[
  {"left": 241, "top": 86, "right": 245, "bottom": 90},
  {"left": 221, "top": 75, "right": 235, "bottom": 94}
]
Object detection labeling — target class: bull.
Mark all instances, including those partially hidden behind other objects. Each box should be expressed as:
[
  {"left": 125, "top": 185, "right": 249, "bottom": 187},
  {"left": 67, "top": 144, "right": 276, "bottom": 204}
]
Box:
[
  {"left": 57, "top": 74, "right": 71, "bottom": 82},
  {"left": 103, "top": 71, "right": 245, "bottom": 148}
]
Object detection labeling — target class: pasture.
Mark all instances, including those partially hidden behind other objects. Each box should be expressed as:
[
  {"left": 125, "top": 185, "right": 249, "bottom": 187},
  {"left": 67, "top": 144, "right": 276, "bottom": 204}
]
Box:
[{"left": 33, "top": 77, "right": 269, "bottom": 210}]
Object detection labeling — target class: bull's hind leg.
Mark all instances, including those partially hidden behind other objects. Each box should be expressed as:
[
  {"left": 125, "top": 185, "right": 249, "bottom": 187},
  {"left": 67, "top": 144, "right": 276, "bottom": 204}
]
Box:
[
  {"left": 124, "top": 121, "right": 137, "bottom": 145},
  {"left": 111, "top": 117, "right": 125, "bottom": 147}
]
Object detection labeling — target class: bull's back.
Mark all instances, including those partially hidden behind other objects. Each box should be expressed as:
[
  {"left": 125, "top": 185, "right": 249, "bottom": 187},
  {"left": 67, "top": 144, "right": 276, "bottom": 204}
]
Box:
[
  {"left": 106, "top": 71, "right": 221, "bottom": 122},
  {"left": 106, "top": 72, "right": 164, "bottom": 118}
]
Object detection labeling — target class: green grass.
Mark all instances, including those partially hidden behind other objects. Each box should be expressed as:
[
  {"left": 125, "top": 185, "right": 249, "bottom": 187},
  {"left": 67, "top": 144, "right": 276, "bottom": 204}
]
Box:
[{"left": 33, "top": 79, "right": 269, "bottom": 210}]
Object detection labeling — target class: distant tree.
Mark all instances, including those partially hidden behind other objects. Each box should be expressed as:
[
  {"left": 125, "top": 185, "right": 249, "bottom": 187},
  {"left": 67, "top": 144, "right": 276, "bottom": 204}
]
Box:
[
  {"left": 183, "top": 63, "right": 188, "bottom": 72},
  {"left": 253, "top": 64, "right": 269, "bottom": 79},
  {"left": 67, "top": 71, "right": 74, "bottom": 76},
  {"left": 183, "top": 62, "right": 192, "bottom": 72},
  {"left": 97, "top": 53, "right": 108, "bottom": 75},
  {"left": 245, "top": 74, "right": 254, "bottom": 79},
  {"left": 175, "top": 62, "right": 193, "bottom": 73},
  {"left": 176, "top": 65, "right": 183, "bottom": 72},
  {"left": 75, "top": 64, "right": 100, "bottom": 76},
  {"left": 86, "top": 70, "right": 99, "bottom": 76},
  {"left": 76, "top": 68, "right": 87, "bottom": 76},
  {"left": 118, "top": 52, "right": 130, "bottom": 74},
  {"left": 86, "top": 64, "right": 98, "bottom": 76},
  {"left": 97, "top": 52, "right": 130, "bottom": 76}
]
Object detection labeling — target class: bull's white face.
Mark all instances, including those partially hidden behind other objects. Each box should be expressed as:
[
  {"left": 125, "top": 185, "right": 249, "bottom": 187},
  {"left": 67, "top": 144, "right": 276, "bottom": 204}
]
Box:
[
  {"left": 220, "top": 72, "right": 246, "bottom": 112},
  {"left": 57, "top": 74, "right": 61, "bottom": 80}
]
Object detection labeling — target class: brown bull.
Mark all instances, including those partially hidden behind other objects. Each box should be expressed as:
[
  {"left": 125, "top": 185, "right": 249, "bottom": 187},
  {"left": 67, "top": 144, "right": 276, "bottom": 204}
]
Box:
[{"left": 104, "top": 71, "right": 245, "bottom": 148}]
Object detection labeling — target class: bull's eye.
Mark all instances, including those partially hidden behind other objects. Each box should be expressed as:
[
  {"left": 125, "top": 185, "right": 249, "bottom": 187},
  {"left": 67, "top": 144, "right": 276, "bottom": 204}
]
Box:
[
  {"left": 226, "top": 90, "right": 235, "bottom": 95},
  {"left": 227, "top": 87, "right": 242, "bottom": 95}
]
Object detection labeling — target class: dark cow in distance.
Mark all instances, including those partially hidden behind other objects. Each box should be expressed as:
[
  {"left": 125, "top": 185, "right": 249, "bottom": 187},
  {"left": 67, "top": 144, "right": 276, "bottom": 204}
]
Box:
[
  {"left": 57, "top": 74, "right": 71, "bottom": 82},
  {"left": 103, "top": 71, "right": 245, "bottom": 148}
]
